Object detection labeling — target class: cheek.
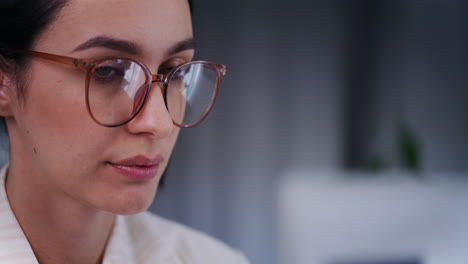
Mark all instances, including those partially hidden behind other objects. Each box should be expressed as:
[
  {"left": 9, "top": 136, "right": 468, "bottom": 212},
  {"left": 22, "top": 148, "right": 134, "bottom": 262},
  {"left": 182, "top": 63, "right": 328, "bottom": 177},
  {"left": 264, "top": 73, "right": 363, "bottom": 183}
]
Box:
[{"left": 18, "top": 65, "right": 112, "bottom": 168}]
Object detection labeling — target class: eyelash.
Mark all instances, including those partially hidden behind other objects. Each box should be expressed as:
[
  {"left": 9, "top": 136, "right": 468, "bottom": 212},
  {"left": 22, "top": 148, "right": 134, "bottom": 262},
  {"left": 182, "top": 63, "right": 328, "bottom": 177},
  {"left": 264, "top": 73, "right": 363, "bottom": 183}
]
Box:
[
  {"left": 159, "top": 59, "right": 190, "bottom": 75},
  {"left": 158, "top": 65, "right": 176, "bottom": 75}
]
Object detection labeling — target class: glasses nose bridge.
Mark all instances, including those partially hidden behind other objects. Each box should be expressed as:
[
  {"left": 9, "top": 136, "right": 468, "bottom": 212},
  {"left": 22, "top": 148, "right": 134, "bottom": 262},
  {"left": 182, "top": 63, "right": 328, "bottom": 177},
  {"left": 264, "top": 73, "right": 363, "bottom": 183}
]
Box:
[
  {"left": 150, "top": 74, "right": 167, "bottom": 96},
  {"left": 151, "top": 74, "right": 166, "bottom": 84}
]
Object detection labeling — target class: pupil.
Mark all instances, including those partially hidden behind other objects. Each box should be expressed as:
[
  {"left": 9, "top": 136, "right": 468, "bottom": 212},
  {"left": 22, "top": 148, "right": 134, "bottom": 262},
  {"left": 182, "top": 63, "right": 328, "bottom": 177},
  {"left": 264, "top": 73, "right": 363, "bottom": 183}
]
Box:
[{"left": 95, "top": 67, "right": 113, "bottom": 76}]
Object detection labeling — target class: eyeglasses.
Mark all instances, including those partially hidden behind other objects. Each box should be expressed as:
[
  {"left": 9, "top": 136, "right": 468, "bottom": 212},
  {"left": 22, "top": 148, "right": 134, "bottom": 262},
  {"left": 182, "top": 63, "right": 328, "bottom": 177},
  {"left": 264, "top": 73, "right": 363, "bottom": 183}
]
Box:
[{"left": 2, "top": 49, "right": 226, "bottom": 128}]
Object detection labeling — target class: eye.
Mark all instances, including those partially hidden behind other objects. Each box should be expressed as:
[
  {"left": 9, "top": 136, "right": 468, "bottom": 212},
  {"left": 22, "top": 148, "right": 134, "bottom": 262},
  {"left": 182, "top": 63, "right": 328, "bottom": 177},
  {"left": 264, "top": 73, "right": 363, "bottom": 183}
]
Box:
[
  {"left": 159, "top": 60, "right": 191, "bottom": 83},
  {"left": 94, "top": 66, "right": 121, "bottom": 78},
  {"left": 92, "top": 61, "right": 129, "bottom": 84},
  {"left": 158, "top": 65, "right": 176, "bottom": 75},
  {"left": 158, "top": 59, "right": 190, "bottom": 75}
]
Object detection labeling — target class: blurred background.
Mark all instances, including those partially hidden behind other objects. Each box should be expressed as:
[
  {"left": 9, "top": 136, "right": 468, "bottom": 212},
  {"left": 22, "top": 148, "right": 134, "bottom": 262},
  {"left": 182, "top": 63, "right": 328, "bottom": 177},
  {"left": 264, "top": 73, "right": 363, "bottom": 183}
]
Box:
[
  {"left": 0, "top": 0, "right": 464, "bottom": 264},
  {"left": 152, "top": 0, "right": 468, "bottom": 263}
]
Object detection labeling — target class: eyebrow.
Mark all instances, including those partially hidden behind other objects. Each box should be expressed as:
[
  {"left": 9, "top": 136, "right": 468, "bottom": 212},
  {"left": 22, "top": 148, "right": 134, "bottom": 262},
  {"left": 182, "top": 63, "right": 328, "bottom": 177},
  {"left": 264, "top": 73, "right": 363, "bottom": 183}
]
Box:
[
  {"left": 166, "top": 38, "right": 196, "bottom": 56},
  {"left": 73, "top": 36, "right": 142, "bottom": 56},
  {"left": 73, "top": 36, "right": 196, "bottom": 57}
]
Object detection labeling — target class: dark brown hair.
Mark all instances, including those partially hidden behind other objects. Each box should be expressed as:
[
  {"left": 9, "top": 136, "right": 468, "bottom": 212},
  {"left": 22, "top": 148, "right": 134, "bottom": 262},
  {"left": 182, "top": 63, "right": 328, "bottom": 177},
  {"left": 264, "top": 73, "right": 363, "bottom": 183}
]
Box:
[
  {"left": 0, "top": 0, "right": 69, "bottom": 98},
  {"left": 0, "top": 0, "right": 68, "bottom": 55}
]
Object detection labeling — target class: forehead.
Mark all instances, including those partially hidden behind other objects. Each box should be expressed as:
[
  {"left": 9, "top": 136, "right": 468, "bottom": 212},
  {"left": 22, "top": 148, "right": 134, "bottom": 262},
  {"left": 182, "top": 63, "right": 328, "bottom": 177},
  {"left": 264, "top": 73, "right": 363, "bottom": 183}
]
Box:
[{"left": 36, "top": 0, "right": 192, "bottom": 59}]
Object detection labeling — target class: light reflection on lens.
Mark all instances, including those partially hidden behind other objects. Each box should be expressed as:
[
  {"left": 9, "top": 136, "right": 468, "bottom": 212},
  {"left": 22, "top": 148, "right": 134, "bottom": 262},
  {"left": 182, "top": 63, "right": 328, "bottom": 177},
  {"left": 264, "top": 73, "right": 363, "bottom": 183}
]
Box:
[{"left": 87, "top": 59, "right": 222, "bottom": 127}]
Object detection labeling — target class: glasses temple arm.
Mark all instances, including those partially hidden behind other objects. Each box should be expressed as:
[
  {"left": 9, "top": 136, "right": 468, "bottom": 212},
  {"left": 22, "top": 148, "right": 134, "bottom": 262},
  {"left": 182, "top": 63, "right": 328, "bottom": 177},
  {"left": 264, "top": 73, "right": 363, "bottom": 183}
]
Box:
[
  {"left": 25, "top": 50, "right": 86, "bottom": 68},
  {"left": 0, "top": 48, "right": 86, "bottom": 69}
]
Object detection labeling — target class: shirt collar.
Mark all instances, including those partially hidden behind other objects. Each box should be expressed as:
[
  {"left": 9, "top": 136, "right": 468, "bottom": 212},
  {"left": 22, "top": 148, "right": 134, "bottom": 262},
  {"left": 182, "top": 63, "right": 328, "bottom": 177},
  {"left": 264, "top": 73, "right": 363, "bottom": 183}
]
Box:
[
  {"left": 0, "top": 163, "right": 39, "bottom": 263},
  {"left": 103, "top": 214, "right": 136, "bottom": 264}
]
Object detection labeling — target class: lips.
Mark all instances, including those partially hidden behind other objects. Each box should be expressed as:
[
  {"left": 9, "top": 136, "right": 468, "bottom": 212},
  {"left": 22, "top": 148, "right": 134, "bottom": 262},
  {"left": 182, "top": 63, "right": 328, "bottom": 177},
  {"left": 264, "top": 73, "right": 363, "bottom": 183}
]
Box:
[{"left": 108, "top": 155, "right": 163, "bottom": 180}]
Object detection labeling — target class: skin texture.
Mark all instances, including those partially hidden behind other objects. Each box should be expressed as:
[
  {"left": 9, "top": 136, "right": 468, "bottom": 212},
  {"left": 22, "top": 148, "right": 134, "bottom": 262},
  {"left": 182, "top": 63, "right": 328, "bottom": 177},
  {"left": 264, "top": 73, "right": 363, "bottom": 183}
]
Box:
[{"left": 0, "top": 0, "right": 194, "bottom": 263}]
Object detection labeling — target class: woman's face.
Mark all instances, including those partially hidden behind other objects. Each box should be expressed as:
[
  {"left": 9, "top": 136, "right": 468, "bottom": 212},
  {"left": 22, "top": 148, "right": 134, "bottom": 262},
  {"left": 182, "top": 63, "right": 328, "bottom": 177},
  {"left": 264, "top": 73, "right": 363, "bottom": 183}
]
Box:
[{"left": 5, "top": 0, "right": 193, "bottom": 214}]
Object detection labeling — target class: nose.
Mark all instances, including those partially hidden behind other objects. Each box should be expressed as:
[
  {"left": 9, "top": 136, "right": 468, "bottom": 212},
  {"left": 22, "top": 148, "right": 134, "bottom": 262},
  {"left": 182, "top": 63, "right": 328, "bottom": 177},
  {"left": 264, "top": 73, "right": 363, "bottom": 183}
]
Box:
[{"left": 126, "top": 82, "right": 174, "bottom": 138}]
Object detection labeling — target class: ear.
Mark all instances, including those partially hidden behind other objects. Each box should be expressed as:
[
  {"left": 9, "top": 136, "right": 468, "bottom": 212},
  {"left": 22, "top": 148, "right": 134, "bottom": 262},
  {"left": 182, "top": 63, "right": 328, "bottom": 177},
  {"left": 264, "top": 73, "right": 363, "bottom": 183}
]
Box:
[{"left": 0, "top": 72, "right": 14, "bottom": 117}]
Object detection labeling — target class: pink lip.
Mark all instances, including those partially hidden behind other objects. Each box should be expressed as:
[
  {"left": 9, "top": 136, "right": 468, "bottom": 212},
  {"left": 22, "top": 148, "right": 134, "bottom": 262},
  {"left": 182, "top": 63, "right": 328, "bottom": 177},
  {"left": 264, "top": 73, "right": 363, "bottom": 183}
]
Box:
[{"left": 108, "top": 155, "right": 163, "bottom": 180}]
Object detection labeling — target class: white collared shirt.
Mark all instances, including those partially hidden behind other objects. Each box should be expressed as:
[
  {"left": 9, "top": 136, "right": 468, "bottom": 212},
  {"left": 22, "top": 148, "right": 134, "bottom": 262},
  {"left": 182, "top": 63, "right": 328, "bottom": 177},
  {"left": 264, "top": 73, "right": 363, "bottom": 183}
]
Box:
[{"left": 0, "top": 165, "right": 249, "bottom": 264}]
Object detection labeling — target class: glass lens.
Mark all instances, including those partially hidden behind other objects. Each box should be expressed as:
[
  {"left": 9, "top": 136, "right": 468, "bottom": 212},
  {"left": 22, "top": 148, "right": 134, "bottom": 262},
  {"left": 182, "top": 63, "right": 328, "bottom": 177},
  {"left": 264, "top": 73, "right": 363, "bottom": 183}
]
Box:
[
  {"left": 87, "top": 59, "right": 148, "bottom": 125},
  {"left": 166, "top": 63, "right": 218, "bottom": 127}
]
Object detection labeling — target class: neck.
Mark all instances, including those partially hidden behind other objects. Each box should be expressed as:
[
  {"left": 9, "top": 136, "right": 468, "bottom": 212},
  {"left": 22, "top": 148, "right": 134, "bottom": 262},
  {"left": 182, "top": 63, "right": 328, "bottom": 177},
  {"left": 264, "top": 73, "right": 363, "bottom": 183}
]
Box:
[{"left": 5, "top": 161, "right": 115, "bottom": 264}]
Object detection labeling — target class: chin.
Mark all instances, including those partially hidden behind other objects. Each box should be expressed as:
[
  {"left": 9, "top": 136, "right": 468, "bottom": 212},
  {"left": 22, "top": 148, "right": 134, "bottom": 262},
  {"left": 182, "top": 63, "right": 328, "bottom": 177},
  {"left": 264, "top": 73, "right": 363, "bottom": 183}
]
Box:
[
  {"left": 99, "top": 187, "right": 158, "bottom": 216},
  {"left": 106, "top": 198, "right": 154, "bottom": 216}
]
